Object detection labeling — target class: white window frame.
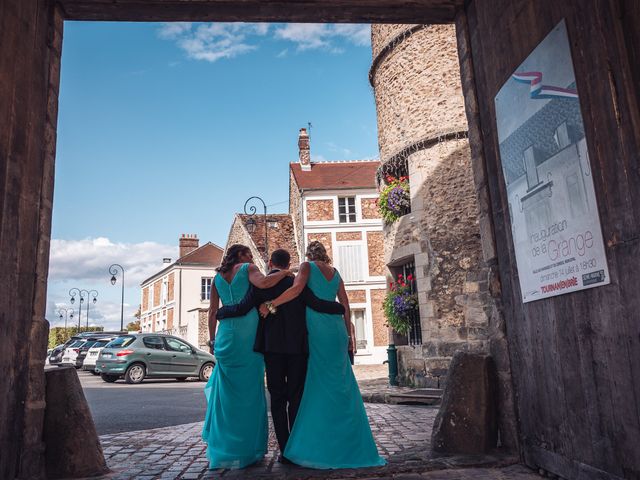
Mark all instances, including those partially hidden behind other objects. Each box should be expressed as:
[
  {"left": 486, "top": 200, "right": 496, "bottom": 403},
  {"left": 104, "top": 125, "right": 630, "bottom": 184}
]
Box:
[
  {"left": 338, "top": 196, "right": 357, "bottom": 223},
  {"left": 201, "top": 277, "right": 213, "bottom": 302},
  {"left": 335, "top": 240, "right": 366, "bottom": 283}
]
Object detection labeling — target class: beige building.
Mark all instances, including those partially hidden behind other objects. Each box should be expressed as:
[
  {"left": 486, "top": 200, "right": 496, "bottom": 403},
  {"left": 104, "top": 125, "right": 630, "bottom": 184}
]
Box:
[
  {"left": 371, "top": 25, "right": 491, "bottom": 386},
  {"left": 224, "top": 129, "right": 388, "bottom": 364},
  {"left": 139, "top": 234, "right": 223, "bottom": 350}
]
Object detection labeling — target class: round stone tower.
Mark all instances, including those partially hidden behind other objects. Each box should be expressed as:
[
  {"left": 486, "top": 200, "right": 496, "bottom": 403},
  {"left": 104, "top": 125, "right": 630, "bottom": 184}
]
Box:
[{"left": 371, "top": 24, "right": 490, "bottom": 388}]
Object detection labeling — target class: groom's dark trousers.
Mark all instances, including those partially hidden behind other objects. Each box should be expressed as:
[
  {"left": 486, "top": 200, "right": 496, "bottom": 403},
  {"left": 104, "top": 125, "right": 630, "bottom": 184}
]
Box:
[{"left": 216, "top": 269, "right": 344, "bottom": 453}]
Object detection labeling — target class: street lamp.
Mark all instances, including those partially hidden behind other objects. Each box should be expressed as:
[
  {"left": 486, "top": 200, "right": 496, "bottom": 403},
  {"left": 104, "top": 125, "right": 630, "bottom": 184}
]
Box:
[
  {"left": 244, "top": 196, "right": 268, "bottom": 261},
  {"left": 58, "top": 307, "right": 74, "bottom": 340},
  {"left": 85, "top": 290, "right": 98, "bottom": 330},
  {"left": 69, "top": 288, "right": 98, "bottom": 332},
  {"left": 108, "top": 264, "right": 125, "bottom": 332},
  {"left": 69, "top": 288, "right": 84, "bottom": 332}
]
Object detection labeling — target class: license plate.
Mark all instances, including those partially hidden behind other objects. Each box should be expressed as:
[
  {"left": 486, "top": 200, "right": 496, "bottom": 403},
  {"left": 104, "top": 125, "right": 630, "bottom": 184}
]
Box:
[{"left": 102, "top": 353, "right": 112, "bottom": 358}]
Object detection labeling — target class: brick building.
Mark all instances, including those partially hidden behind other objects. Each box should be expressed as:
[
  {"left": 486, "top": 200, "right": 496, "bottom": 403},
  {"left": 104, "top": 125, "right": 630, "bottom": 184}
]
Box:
[
  {"left": 139, "top": 234, "right": 223, "bottom": 350},
  {"left": 224, "top": 129, "right": 388, "bottom": 363},
  {"left": 371, "top": 25, "right": 493, "bottom": 386}
]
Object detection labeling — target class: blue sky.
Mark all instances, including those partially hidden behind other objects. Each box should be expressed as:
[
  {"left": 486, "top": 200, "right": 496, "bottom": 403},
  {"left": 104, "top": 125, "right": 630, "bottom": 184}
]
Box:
[{"left": 47, "top": 21, "right": 378, "bottom": 330}]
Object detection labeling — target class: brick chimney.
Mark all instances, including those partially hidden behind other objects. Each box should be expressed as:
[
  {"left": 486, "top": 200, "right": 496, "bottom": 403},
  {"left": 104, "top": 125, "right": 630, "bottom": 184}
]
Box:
[
  {"left": 298, "top": 128, "right": 311, "bottom": 171},
  {"left": 179, "top": 234, "right": 199, "bottom": 258}
]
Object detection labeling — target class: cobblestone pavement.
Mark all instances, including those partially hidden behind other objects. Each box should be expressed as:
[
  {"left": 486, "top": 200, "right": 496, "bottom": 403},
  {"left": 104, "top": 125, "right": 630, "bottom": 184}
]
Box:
[{"left": 99, "top": 403, "right": 535, "bottom": 480}]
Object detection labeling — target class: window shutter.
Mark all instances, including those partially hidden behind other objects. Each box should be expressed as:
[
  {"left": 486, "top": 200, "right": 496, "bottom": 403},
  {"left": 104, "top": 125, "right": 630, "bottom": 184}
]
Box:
[{"left": 337, "top": 245, "right": 364, "bottom": 282}]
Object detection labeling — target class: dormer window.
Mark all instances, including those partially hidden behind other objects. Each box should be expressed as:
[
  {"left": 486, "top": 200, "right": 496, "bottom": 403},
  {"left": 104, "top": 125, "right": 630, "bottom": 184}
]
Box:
[{"left": 338, "top": 197, "right": 356, "bottom": 223}]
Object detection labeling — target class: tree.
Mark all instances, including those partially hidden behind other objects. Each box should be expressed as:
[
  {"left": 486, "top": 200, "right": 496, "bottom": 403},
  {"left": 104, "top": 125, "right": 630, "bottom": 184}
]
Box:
[{"left": 126, "top": 320, "right": 140, "bottom": 332}]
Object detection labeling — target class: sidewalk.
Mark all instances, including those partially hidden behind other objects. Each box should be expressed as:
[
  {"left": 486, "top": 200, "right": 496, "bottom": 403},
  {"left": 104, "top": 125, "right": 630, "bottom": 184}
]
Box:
[{"left": 99, "top": 403, "right": 531, "bottom": 480}]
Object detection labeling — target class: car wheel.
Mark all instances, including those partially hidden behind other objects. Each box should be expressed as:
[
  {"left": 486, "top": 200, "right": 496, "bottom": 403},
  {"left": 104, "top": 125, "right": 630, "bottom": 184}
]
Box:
[
  {"left": 175, "top": 377, "right": 187, "bottom": 382},
  {"left": 199, "top": 362, "right": 214, "bottom": 382},
  {"left": 125, "top": 363, "right": 146, "bottom": 384},
  {"left": 100, "top": 373, "right": 118, "bottom": 383}
]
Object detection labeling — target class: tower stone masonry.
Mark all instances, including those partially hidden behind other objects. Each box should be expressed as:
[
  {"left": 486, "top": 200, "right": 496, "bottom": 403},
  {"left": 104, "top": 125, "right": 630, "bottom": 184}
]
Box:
[{"left": 371, "top": 24, "right": 492, "bottom": 388}]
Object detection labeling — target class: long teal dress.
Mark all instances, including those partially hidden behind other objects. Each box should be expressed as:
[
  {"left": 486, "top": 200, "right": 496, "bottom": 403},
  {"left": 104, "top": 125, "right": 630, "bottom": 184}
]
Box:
[
  {"left": 202, "top": 263, "right": 268, "bottom": 469},
  {"left": 284, "top": 262, "right": 386, "bottom": 469}
]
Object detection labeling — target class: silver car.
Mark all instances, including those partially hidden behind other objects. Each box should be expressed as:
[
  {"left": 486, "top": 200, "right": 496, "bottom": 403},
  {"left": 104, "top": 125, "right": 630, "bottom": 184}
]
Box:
[{"left": 96, "top": 333, "right": 215, "bottom": 384}]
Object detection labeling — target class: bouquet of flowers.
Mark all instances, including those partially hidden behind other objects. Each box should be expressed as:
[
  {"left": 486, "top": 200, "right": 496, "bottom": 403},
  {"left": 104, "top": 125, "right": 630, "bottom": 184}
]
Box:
[
  {"left": 383, "top": 273, "right": 418, "bottom": 335},
  {"left": 378, "top": 175, "right": 410, "bottom": 223}
]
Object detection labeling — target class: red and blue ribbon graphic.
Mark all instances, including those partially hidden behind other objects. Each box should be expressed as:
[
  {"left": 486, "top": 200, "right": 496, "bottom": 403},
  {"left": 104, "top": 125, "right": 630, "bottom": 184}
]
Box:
[{"left": 512, "top": 71, "right": 578, "bottom": 99}]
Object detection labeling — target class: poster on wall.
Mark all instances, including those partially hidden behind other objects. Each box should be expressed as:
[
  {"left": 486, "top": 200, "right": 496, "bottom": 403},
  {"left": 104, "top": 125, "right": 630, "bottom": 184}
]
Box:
[{"left": 494, "top": 20, "right": 609, "bottom": 303}]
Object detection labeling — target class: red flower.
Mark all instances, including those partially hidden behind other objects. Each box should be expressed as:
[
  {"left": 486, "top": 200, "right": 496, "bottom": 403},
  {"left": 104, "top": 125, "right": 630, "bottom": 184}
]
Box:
[{"left": 407, "top": 274, "right": 414, "bottom": 281}]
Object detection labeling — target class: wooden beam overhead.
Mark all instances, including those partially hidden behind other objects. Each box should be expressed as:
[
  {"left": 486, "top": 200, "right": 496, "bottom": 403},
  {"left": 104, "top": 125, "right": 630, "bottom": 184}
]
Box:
[{"left": 57, "top": 0, "right": 462, "bottom": 23}]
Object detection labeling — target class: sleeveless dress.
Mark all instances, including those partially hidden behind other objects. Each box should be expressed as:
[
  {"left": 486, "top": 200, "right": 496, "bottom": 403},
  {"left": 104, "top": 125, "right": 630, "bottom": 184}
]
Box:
[
  {"left": 202, "top": 263, "right": 268, "bottom": 469},
  {"left": 283, "top": 262, "right": 386, "bottom": 469}
]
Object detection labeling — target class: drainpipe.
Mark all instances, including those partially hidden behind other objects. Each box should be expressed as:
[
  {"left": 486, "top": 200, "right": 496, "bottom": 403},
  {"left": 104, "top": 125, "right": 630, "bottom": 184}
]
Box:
[{"left": 178, "top": 268, "right": 183, "bottom": 327}]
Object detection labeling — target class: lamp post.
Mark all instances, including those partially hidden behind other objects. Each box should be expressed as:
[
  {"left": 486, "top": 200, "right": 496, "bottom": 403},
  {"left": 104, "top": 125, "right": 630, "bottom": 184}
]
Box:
[
  {"left": 85, "top": 290, "right": 98, "bottom": 330},
  {"left": 69, "top": 289, "right": 98, "bottom": 332},
  {"left": 69, "top": 288, "right": 85, "bottom": 332},
  {"left": 58, "top": 307, "right": 74, "bottom": 341},
  {"left": 244, "top": 196, "right": 268, "bottom": 261},
  {"left": 109, "top": 264, "right": 125, "bottom": 332}
]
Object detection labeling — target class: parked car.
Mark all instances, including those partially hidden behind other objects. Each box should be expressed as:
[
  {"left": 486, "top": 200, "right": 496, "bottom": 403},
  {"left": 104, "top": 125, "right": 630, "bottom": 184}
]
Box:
[
  {"left": 96, "top": 334, "right": 215, "bottom": 384},
  {"left": 49, "top": 331, "right": 126, "bottom": 366},
  {"left": 82, "top": 337, "right": 116, "bottom": 374},
  {"left": 75, "top": 337, "right": 108, "bottom": 369},
  {"left": 60, "top": 339, "right": 89, "bottom": 367}
]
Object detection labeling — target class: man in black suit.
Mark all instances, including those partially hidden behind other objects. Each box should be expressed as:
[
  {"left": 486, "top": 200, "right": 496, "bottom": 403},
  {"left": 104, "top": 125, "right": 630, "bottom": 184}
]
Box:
[{"left": 216, "top": 249, "right": 344, "bottom": 460}]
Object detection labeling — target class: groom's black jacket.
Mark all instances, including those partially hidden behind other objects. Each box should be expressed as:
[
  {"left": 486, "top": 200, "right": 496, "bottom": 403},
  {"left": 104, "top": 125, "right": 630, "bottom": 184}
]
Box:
[{"left": 216, "top": 269, "right": 344, "bottom": 355}]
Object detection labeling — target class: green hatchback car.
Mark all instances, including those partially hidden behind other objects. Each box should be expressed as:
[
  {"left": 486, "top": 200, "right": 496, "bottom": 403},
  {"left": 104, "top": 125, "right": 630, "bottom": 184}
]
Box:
[{"left": 95, "top": 333, "right": 215, "bottom": 384}]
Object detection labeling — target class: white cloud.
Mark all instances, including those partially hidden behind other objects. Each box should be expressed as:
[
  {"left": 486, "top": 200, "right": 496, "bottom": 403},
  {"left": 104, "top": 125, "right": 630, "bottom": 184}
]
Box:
[
  {"left": 158, "top": 22, "right": 193, "bottom": 39},
  {"left": 274, "top": 24, "right": 371, "bottom": 51},
  {"left": 48, "top": 237, "right": 177, "bottom": 287},
  {"left": 157, "top": 22, "right": 371, "bottom": 62},
  {"left": 159, "top": 22, "right": 270, "bottom": 63}
]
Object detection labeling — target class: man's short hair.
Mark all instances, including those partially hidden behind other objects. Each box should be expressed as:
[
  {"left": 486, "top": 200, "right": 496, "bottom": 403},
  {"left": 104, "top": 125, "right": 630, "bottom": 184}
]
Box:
[{"left": 270, "top": 249, "right": 291, "bottom": 268}]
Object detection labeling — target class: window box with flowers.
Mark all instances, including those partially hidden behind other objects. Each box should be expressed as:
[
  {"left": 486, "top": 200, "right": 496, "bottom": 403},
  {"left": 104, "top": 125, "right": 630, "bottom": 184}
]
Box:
[
  {"left": 383, "top": 273, "right": 419, "bottom": 336},
  {"left": 378, "top": 175, "right": 411, "bottom": 224}
]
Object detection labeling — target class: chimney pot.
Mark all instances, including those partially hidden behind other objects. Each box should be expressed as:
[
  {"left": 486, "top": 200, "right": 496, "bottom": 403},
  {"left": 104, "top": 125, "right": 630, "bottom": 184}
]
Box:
[
  {"left": 179, "top": 234, "right": 199, "bottom": 258},
  {"left": 298, "top": 128, "right": 311, "bottom": 171}
]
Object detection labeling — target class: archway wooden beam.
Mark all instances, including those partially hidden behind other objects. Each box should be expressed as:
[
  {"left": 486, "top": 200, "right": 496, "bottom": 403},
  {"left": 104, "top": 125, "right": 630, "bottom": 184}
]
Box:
[{"left": 57, "top": 0, "right": 462, "bottom": 23}]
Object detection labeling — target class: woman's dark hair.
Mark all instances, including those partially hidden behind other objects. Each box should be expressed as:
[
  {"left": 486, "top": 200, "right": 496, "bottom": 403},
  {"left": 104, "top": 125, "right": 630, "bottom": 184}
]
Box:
[
  {"left": 306, "top": 240, "right": 331, "bottom": 264},
  {"left": 216, "top": 244, "right": 250, "bottom": 273}
]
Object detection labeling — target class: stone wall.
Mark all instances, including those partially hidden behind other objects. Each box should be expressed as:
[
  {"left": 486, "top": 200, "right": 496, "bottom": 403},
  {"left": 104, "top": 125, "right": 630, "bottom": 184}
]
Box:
[
  {"left": 197, "top": 309, "right": 209, "bottom": 349},
  {"left": 168, "top": 273, "right": 175, "bottom": 302},
  {"left": 142, "top": 287, "right": 149, "bottom": 311},
  {"left": 288, "top": 171, "right": 304, "bottom": 261},
  {"left": 366, "top": 231, "right": 385, "bottom": 276},
  {"left": 226, "top": 216, "right": 267, "bottom": 272},
  {"left": 370, "top": 288, "right": 389, "bottom": 347},
  {"left": 306, "top": 232, "right": 333, "bottom": 260},
  {"left": 347, "top": 289, "right": 367, "bottom": 303},
  {"left": 371, "top": 24, "right": 468, "bottom": 160},
  {"left": 306, "top": 199, "right": 334, "bottom": 221},
  {"left": 153, "top": 280, "right": 161, "bottom": 307},
  {"left": 336, "top": 231, "right": 362, "bottom": 241},
  {"left": 371, "top": 23, "right": 492, "bottom": 389},
  {"left": 361, "top": 197, "right": 380, "bottom": 219}
]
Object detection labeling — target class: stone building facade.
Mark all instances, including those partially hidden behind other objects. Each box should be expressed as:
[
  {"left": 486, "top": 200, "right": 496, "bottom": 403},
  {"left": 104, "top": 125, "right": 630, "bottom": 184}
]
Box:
[
  {"left": 139, "top": 234, "right": 223, "bottom": 350},
  {"left": 224, "top": 130, "right": 388, "bottom": 363},
  {"left": 371, "top": 24, "right": 492, "bottom": 387}
]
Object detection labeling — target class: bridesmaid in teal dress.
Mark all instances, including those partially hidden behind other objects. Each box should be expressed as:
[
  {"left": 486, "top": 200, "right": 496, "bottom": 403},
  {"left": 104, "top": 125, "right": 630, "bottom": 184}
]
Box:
[
  {"left": 203, "top": 244, "right": 291, "bottom": 469},
  {"left": 264, "top": 241, "right": 386, "bottom": 469}
]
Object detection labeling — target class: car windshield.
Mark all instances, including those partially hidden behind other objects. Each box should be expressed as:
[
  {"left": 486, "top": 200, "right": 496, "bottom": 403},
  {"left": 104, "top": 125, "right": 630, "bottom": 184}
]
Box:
[
  {"left": 92, "top": 340, "right": 110, "bottom": 348},
  {"left": 68, "top": 340, "right": 85, "bottom": 348},
  {"left": 105, "top": 336, "right": 135, "bottom": 348},
  {"left": 82, "top": 341, "right": 98, "bottom": 349}
]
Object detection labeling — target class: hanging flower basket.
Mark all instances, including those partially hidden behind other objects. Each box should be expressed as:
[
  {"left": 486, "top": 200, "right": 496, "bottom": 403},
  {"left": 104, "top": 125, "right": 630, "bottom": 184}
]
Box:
[
  {"left": 378, "top": 175, "right": 410, "bottom": 224},
  {"left": 383, "top": 274, "right": 418, "bottom": 336}
]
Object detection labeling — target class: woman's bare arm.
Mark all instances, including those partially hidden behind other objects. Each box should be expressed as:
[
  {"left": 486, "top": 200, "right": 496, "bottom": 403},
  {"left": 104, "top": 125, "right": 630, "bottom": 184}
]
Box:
[
  {"left": 208, "top": 283, "right": 220, "bottom": 351},
  {"left": 337, "top": 280, "right": 356, "bottom": 355},
  {"left": 271, "top": 262, "right": 311, "bottom": 308},
  {"left": 248, "top": 264, "right": 289, "bottom": 289}
]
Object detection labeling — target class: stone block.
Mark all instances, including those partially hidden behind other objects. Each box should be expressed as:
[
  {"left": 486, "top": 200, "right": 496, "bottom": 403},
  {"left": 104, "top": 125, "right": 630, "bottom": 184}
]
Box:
[
  {"left": 44, "top": 368, "right": 109, "bottom": 479},
  {"left": 431, "top": 352, "right": 498, "bottom": 454}
]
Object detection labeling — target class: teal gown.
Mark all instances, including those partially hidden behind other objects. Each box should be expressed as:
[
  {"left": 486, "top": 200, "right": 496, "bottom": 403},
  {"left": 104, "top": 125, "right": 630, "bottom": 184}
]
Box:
[
  {"left": 202, "top": 263, "right": 268, "bottom": 469},
  {"left": 284, "top": 262, "right": 386, "bottom": 469}
]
